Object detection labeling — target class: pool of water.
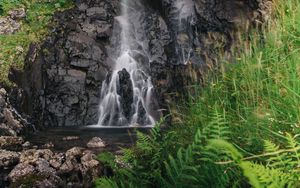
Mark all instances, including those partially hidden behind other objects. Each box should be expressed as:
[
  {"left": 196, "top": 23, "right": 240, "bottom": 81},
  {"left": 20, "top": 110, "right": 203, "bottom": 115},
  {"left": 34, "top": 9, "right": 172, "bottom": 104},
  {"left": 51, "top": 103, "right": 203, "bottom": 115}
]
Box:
[{"left": 26, "top": 127, "right": 151, "bottom": 153}]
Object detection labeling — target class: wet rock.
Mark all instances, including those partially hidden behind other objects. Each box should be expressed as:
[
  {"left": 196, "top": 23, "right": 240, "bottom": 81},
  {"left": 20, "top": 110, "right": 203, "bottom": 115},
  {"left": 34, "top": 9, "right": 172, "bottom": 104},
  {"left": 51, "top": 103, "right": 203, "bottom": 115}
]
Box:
[
  {"left": 0, "top": 91, "right": 6, "bottom": 109},
  {"left": 86, "top": 7, "right": 108, "bottom": 20},
  {"left": 80, "top": 151, "right": 102, "bottom": 182},
  {"left": 19, "top": 0, "right": 271, "bottom": 128},
  {"left": 35, "top": 158, "right": 56, "bottom": 174},
  {"left": 0, "top": 136, "right": 24, "bottom": 151},
  {"left": 20, "top": 149, "right": 54, "bottom": 164},
  {"left": 59, "top": 159, "right": 78, "bottom": 174},
  {"left": 87, "top": 137, "right": 106, "bottom": 148},
  {"left": 50, "top": 153, "right": 65, "bottom": 169},
  {"left": 117, "top": 69, "right": 133, "bottom": 120},
  {"left": 3, "top": 109, "right": 23, "bottom": 135},
  {"left": 8, "top": 163, "right": 35, "bottom": 183},
  {"left": 22, "top": 141, "right": 31, "bottom": 148},
  {"left": 0, "top": 150, "right": 20, "bottom": 167},
  {"left": 0, "top": 88, "right": 27, "bottom": 136},
  {"left": 8, "top": 160, "right": 62, "bottom": 187},
  {"left": 65, "top": 147, "right": 84, "bottom": 160}
]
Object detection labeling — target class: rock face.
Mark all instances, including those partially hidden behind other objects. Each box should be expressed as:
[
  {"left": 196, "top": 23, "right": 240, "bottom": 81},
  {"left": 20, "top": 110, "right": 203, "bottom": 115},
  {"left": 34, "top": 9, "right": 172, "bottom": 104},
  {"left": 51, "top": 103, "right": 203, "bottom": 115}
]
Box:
[
  {"left": 15, "top": 0, "right": 271, "bottom": 127},
  {"left": 117, "top": 69, "right": 133, "bottom": 120},
  {"left": 0, "top": 88, "right": 29, "bottom": 136}
]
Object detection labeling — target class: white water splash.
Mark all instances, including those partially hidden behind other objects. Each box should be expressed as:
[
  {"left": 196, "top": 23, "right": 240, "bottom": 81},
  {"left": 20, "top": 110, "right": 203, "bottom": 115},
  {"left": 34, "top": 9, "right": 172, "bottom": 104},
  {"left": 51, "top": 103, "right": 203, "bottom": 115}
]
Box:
[
  {"left": 174, "top": 0, "right": 196, "bottom": 64},
  {"left": 95, "top": 0, "right": 156, "bottom": 127}
]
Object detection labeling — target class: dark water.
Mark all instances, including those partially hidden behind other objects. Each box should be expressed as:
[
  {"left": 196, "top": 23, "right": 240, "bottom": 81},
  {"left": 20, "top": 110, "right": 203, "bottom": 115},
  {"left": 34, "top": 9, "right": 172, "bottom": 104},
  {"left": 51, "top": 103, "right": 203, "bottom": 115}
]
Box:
[{"left": 26, "top": 127, "right": 151, "bottom": 153}]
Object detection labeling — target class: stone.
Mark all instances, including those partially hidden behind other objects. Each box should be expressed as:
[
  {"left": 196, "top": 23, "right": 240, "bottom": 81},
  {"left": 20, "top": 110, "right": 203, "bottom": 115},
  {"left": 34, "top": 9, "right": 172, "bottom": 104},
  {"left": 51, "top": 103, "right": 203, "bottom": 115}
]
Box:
[
  {"left": 0, "top": 88, "right": 7, "bottom": 96},
  {"left": 70, "top": 59, "right": 94, "bottom": 68},
  {"left": 8, "top": 158, "right": 62, "bottom": 187},
  {"left": 35, "top": 158, "right": 56, "bottom": 174},
  {"left": 0, "top": 17, "right": 20, "bottom": 34},
  {"left": 59, "top": 158, "right": 78, "bottom": 173},
  {"left": 0, "top": 150, "right": 20, "bottom": 167},
  {"left": 8, "top": 8, "right": 26, "bottom": 19},
  {"left": 3, "top": 109, "right": 23, "bottom": 135},
  {"left": 0, "top": 136, "right": 24, "bottom": 150},
  {"left": 0, "top": 124, "right": 17, "bottom": 136},
  {"left": 117, "top": 69, "right": 133, "bottom": 121},
  {"left": 86, "top": 7, "right": 107, "bottom": 20},
  {"left": 8, "top": 163, "right": 35, "bottom": 183},
  {"left": 20, "top": 149, "right": 54, "bottom": 164},
  {"left": 65, "top": 147, "right": 84, "bottom": 160},
  {"left": 19, "top": 0, "right": 269, "bottom": 128},
  {"left": 49, "top": 153, "right": 65, "bottom": 169},
  {"left": 80, "top": 152, "right": 102, "bottom": 179},
  {"left": 0, "top": 95, "right": 5, "bottom": 109},
  {"left": 22, "top": 141, "right": 31, "bottom": 148},
  {"left": 87, "top": 137, "right": 106, "bottom": 148}
]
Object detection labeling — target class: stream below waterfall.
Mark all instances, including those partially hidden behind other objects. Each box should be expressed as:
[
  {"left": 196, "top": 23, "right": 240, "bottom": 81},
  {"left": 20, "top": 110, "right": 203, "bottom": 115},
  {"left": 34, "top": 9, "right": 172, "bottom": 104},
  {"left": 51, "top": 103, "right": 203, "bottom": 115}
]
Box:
[{"left": 26, "top": 127, "right": 150, "bottom": 153}]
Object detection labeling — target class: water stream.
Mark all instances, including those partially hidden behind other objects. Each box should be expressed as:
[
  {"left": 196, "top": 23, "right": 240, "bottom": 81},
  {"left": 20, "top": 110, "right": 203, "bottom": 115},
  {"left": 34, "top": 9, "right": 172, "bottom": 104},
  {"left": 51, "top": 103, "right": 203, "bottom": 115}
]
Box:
[
  {"left": 90, "top": 0, "right": 198, "bottom": 128},
  {"left": 174, "top": 0, "right": 196, "bottom": 64},
  {"left": 94, "top": 0, "right": 156, "bottom": 127}
]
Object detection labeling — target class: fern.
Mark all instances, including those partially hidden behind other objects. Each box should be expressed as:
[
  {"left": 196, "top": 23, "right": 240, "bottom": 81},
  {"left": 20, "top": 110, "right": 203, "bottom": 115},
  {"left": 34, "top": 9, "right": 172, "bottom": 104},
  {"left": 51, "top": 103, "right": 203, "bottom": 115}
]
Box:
[
  {"left": 202, "top": 108, "right": 230, "bottom": 142},
  {"left": 160, "top": 109, "right": 233, "bottom": 188},
  {"left": 209, "top": 133, "right": 300, "bottom": 188}
]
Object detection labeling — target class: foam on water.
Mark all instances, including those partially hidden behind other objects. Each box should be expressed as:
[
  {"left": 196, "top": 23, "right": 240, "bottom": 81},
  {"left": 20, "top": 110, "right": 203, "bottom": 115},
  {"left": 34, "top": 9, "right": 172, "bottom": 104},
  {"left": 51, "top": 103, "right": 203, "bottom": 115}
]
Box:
[{"left": 95, "top": 0, "right": 155, "bottom": 127}]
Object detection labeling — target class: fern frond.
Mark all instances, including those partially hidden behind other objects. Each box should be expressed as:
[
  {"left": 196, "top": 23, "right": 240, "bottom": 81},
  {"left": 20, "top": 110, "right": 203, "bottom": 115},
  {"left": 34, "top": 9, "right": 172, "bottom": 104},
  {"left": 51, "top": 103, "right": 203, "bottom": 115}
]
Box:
[
  {"left": 285, "top": 133, "right": 300, "bottom": 163},
  {"left": 240, "top": 162, "right": 294, "bottom": 188},
  {"left": 202, "top": 108, "right": 230, "bottom": 141}
]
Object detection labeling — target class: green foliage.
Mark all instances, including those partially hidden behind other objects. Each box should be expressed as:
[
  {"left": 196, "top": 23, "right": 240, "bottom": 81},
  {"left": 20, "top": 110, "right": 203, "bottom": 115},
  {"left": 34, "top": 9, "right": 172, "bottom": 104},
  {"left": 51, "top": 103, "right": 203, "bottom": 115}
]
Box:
[
  {"left": 210, "top": 133, "right": 300, "bottom": 188},
  {"left": 95, "top": 110, "right": 235, "bottom": 188},
  {"left": 0, "top": 0, "right": 73, "bottom": 86},
  {"left": 97, "top": 152, "right": 116, "bottom": 169},
  {"left": 94, "top": 0, "right": 300, "bottom": 187}
]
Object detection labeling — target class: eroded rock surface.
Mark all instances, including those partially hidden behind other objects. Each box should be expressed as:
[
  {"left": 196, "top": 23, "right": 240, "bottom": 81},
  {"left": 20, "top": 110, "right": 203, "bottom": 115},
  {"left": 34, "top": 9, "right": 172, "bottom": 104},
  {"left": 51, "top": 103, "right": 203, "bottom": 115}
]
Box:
[
  {"left": 16, "top": 0, "right": 272, "bottom": 128},
  {"left": 0, "top": 88, "right": 29, "bottom": 136}
]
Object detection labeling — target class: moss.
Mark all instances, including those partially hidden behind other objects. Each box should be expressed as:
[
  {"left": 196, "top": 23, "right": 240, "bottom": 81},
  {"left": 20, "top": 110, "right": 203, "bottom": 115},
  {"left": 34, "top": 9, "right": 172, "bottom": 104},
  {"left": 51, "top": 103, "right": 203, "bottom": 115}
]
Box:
[
  {"left": 10, "top": 174, "right": 47, "bottom": 188},
  {"left": 0, "top": 0, "right": 74, "bottom": 87}
]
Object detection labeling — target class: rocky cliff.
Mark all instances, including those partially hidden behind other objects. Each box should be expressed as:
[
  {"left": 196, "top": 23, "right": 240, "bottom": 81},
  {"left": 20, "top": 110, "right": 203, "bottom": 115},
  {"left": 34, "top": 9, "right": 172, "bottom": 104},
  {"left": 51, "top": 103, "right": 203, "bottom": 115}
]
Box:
[{"left": 12, "top": 0, "right": 271, "bottom": 127}]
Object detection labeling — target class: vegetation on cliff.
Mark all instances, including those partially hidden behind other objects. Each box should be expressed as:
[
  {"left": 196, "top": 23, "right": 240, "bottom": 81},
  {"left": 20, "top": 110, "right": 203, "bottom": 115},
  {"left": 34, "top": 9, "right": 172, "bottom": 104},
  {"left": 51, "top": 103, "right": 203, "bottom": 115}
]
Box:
[
  {"left": 96, "top": 0, "right": 300, "bottom": 187},
  {"left": 0, "top": 0, "right": 73, "bottom": 86}
]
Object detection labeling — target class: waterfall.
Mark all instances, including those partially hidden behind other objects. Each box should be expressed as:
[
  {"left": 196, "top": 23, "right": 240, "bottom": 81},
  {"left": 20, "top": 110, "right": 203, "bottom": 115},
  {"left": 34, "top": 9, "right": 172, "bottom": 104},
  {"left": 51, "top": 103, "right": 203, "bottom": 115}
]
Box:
[
  {"left": 92, "top": 0, "right": 156, "bottom": 127},
  {"left": 174, "top": 0, "right": 196, "bottom": 64}
]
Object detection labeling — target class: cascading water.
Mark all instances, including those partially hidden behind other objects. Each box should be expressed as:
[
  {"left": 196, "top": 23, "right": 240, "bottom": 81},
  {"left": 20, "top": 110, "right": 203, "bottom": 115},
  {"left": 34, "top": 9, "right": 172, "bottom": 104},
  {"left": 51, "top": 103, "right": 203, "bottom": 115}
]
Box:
[
  {"left": 93, "top": 0, "right": 156, "bottom": 127},
  {"left": 171, "top": 0, "right": 197, "bottom": 64}
]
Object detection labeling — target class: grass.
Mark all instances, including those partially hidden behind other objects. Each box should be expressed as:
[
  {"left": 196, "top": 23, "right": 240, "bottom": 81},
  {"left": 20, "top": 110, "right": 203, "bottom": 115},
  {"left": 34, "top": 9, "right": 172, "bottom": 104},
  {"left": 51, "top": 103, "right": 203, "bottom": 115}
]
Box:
[
  {"left": 0, "top": 0, "right": 73, "bottom": 86},
  {"left": 94, "top": 0, "right": 300, "bottom": 187},
  {"left": 177, "top": 0, "right": 300, "bottom": 153}
]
